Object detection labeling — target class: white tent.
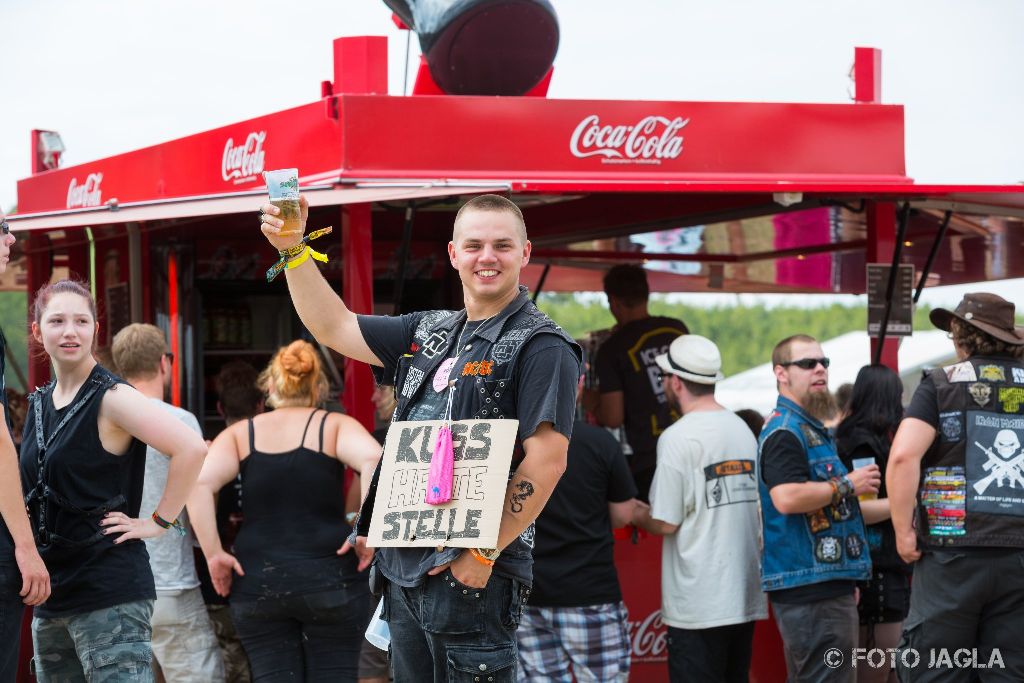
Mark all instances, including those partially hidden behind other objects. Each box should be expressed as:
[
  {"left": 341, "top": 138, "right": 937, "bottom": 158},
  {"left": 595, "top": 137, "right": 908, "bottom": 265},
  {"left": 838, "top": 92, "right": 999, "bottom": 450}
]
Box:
[{"left": 715, "top": 330, "right": 956, "bottom": 416}]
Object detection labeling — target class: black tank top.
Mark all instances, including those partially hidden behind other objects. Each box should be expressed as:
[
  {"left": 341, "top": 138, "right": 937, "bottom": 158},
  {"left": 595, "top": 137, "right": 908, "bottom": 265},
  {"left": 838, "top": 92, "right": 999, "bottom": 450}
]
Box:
[
  {"left": 231, "top": 410, "right": 358, "bottom": 601},
  {"left": 19, "top": 364, "right": 154, "bottom": 618}
]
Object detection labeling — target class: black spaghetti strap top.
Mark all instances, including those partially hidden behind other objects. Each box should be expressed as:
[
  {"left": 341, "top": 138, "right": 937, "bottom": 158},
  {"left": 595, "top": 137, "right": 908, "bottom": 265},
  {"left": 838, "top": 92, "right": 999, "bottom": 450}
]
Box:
[{"left": 231, "top": 410, "right": 358, "bottom": 600}]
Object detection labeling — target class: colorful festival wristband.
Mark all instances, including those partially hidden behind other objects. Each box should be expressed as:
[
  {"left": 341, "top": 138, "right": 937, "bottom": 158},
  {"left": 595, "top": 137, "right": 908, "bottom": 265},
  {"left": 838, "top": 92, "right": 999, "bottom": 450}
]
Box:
[
  {"left": 151, "top": 511, "right": 187, "bottom": 537},
  {"left": 266, "top": 226, "right": 333, "bottom": 282},
  {"left": 468, "top": 547, "right": 495, "bottom": 567}
]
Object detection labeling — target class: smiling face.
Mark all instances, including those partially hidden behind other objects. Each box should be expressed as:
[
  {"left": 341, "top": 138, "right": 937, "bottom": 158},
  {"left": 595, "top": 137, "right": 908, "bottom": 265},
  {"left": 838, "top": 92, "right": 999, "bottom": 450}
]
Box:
[
  {"left": 774, "top": 339, "right": 829, "bottom": 408},
  {"left": 448, "top": 208, "right": 531, "bottom": 308},
  {"left": 32, "top": 291, "right": 98, "bottom": 367}
]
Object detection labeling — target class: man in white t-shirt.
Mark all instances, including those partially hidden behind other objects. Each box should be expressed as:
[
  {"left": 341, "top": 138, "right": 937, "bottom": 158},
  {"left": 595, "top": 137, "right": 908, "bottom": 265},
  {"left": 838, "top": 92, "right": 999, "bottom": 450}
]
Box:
[
  {"left": 633, "top": 334, "right": 767, "bottom": 683},
  {"left": 112, "top": 324, "right": 225, "bottom": 682}
]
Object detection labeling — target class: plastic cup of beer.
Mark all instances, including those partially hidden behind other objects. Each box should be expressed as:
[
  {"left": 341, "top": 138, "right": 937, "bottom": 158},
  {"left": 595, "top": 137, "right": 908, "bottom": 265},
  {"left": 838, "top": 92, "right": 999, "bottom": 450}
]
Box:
[
  {"left": 851, "top": 456, "right": 877, "bottom": 501},
  {"left": 263, "top": 168, "right": 302, "bottom": 236}
]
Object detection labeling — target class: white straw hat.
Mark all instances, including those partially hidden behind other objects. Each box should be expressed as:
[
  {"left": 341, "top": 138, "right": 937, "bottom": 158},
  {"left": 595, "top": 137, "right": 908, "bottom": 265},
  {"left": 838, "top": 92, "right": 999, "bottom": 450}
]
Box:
[{"left": 655, "top": 334, "right": 724, "bottom": 385}]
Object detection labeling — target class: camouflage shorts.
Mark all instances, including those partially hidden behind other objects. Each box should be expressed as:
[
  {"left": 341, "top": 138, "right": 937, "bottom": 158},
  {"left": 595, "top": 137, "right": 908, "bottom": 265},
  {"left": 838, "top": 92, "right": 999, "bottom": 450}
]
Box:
[{"left": 33, "top": 599, "right": 154, "bottom": 682}]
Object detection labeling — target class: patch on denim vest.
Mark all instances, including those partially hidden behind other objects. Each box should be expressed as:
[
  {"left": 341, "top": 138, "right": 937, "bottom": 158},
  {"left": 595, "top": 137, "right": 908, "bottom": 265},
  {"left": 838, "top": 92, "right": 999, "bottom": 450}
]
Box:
[
  {"left": 815, "top": 536, "right": 842, "bottom": 563},
  {"left": 845, "top": 533, "right": 864, "bottom": 559},
  {"left": 800, "top": 423, "right": 824, "bottom": 447},
  {"left": 806, "top": 508, "right": 831, "bottom": 533}
]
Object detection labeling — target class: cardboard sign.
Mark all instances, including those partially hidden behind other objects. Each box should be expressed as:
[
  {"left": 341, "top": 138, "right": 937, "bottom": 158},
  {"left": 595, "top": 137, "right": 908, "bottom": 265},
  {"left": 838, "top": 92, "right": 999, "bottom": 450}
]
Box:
[{"left": 367, "top": 419, "right": 519, "bottom": 548}]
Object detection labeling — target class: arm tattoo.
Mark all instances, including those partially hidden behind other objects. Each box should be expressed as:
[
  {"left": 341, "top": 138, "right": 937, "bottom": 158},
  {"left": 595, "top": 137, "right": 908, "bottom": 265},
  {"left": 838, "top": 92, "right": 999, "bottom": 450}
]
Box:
[{"left": 510, "top": 480, "right": 535, "bottom": 513}]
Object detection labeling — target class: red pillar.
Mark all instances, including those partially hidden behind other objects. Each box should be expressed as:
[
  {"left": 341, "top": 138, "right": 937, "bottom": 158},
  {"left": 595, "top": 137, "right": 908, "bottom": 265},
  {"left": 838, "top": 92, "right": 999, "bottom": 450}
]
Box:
[
  {"left": 854, "top": 47, "right": 882, "bottom": 103},
  {"left": 866, "top": 201, "right": 900, "bottom": 372},
  {"left": 342, "top": 203, "right": 375, "bottom": 431}
]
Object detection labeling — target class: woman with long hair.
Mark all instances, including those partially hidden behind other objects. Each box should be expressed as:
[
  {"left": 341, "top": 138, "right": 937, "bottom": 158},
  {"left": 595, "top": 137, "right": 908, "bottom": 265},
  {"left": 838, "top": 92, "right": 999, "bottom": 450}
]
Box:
[
  {"left": 189, "top": 340, "right": 381, "bottom": 682},
  {"left": 835, "top": 364, "right": 908, "bottom": 683},
  {"left": 19, "top": 279, "right": 208, "bottom": 681}
]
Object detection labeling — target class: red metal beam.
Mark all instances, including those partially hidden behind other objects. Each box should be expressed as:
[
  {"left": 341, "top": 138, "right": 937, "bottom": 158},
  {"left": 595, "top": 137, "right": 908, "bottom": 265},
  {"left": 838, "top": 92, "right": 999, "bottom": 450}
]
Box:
[
  {"left": 342, "top": 203, "right": 375, "bottom": 431},
  {"left": 532, "top": 240, "right": 868, "bottom": 265}
]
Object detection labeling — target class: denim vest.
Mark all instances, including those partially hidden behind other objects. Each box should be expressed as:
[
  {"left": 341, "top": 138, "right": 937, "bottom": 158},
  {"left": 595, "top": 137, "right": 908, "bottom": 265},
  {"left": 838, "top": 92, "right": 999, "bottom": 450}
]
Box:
[{"left": 758, "top": 395, "right": 871, "bottom": 591}]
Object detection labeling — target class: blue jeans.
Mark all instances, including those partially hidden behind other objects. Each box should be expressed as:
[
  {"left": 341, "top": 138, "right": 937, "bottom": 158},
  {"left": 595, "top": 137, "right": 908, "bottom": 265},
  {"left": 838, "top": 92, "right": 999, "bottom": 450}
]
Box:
[
  {"left": 32, "top": 599, "right": 154, "bottom": 682},
  {"left": 0, "top": 560, "right": 25, "bottom": 683},
  {"left": 230, "top": 584, "right": 370, "bottom": 682},
  {"left": 383, "top": 571, "right": 526, "bottom": 683}
]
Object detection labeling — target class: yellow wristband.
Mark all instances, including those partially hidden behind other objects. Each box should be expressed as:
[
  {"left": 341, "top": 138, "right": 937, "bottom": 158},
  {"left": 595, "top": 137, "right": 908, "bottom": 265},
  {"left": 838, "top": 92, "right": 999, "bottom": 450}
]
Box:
[{"left": 286, "top": 247, "right": 313, "bottom": 270}]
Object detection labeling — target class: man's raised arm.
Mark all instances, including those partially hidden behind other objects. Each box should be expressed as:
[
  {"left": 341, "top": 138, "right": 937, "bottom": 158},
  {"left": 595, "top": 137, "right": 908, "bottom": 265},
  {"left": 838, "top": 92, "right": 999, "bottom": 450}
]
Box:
[{"left": 261, "top": 195, "right": 381, "bottom": 367}]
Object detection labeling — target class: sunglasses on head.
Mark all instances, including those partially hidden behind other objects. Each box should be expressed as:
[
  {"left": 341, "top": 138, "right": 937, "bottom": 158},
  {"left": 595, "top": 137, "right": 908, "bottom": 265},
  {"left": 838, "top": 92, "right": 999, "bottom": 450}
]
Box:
[{"left": 781, "top": 357, "right": 830, "bottom": 370}]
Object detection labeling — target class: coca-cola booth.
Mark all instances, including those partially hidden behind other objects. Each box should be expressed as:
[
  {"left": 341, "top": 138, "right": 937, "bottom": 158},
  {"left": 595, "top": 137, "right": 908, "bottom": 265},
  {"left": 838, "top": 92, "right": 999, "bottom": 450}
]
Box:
[{"left": 11, "top": 29, "right": 1024, "bottom": 683}]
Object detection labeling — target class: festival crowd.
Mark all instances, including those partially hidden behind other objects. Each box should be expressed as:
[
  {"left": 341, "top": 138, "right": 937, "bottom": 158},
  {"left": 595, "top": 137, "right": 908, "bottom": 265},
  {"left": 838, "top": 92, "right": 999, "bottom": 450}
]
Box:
[{"left": 1, "top": 202, "right": 1023, "bottom": 683}]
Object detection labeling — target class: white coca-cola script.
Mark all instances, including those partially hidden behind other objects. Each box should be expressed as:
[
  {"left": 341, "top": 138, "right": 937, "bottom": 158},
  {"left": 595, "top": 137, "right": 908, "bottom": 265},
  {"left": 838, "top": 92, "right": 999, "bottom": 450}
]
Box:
[
  {"left": 66, "top": 173, "right": 104, "bottom": 209},
  {"left": 222, "top": 131, "right": 267, "bottom": 182},
  {"left": 627, "top": 609, "right": 668, "bottom": 660},
  {"left": 570, "top": 115, "right": 688, "bottom": 162}
]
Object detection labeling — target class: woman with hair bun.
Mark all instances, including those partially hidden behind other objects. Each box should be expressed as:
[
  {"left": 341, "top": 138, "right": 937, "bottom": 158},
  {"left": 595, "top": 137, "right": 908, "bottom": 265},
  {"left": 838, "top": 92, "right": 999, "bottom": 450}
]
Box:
[{"left": 188, "top": 340, "right": 382, "bottom": 682}]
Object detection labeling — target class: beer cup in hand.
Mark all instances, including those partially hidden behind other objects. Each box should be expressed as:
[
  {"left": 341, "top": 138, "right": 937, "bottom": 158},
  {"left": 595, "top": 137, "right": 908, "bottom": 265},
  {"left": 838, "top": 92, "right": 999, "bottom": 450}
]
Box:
[
  {"left": 848, "top": 463, "right": 881, "bottom": 498},
  {"left": 260, "top": 194, "right": 308, "bottom": 251}
]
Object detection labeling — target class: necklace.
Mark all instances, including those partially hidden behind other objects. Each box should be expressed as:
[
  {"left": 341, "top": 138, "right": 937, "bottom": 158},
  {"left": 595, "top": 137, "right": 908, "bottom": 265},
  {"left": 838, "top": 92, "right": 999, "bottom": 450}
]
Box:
[{"left": 431, "top": 313, "right": 496, "bottom": 395}]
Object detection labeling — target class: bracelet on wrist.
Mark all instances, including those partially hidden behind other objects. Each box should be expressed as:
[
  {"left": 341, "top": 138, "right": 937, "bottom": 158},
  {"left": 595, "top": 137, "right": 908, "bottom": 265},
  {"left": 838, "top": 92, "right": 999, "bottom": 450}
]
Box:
[
  {"left": 151, "top": 511, "right": 187, "bottom": 537},
  {"left": 468, "top": 547, "right": 495, "bottom": 567},
  {"left": 266, "top": 226, "right": 333, "bottom": 282},
  {"left": 829, "top": 476, "right": 854, "bottom": 506}
]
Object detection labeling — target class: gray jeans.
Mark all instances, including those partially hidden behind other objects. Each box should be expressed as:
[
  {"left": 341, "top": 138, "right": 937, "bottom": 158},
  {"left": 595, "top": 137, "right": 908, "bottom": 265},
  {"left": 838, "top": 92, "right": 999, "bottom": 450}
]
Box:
[
  {"left": 771, "top": 593, "right": 858, "bottom": 683},
  {"left": 32, "top": 599, "right": 154, "bottom": 682},
  {"left": 897, "top": 549, "right": 1024, "bottom": 682}
]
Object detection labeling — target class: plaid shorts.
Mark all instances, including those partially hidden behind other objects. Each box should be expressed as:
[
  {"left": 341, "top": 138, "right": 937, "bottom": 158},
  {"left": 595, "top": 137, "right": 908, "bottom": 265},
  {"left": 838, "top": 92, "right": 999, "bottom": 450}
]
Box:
[{"left": 516, "top": 601, "right": 631, "bottom": 683}]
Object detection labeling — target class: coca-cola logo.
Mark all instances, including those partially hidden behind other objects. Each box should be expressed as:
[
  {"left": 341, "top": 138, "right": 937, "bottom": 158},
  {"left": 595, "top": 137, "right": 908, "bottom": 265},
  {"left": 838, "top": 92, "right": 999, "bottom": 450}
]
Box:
[
  {"left": 570, "top": 115, "right": 688, "bottom": 165},
  {"left": 66, "top": 173, "right": 104, "bottom": 209},
  {"left": 627, "top": 609, "right": 668, "bottom": 661},
  {"left": 222, "top": 131, "right": 266, "bottom": 184}
]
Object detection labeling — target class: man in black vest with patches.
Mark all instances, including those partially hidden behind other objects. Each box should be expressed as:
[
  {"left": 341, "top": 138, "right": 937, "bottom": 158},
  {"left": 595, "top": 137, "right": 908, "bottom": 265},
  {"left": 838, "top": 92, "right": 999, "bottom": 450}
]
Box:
[
  {"left": 889, "top": 292, "right": 1024, "bottom": 680},
  {"left": 260, "top": 194, "right": 581, "bottom": 682}
]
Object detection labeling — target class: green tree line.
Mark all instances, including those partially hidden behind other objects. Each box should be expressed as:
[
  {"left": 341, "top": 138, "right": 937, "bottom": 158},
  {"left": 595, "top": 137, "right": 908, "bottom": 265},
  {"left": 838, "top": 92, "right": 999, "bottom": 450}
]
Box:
[{"left": 537, "top": 293, "right": 937, "bottom": 377}]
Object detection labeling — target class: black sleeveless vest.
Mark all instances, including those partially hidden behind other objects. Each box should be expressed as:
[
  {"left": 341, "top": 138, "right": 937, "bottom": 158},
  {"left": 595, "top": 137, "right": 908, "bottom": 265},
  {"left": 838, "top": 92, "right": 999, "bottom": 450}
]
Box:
[
  {"left": 20, "top": 365, "right": 154, "bottom": 617},
  {"left": 918, "top": 355, "right": 1024, "bottom": 549}
]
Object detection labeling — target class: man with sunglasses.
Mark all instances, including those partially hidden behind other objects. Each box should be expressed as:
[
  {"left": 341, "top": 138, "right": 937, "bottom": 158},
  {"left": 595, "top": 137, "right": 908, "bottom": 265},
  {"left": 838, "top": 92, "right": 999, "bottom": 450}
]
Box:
[
  {"left": 0, "top": 213, "right": 51, "bottom": 681},
  {"left": 758, "top": 334, "right": 880, "bottom": 682}
]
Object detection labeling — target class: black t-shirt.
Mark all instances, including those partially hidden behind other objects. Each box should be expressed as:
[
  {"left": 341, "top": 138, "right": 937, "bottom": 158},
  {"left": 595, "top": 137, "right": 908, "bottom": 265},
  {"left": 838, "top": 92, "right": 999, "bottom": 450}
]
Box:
[
  {"left": 595, "top": 316, "right": 687, "bottom": 472},
  {"left": 531, "top": 421, "right": 636, "bottom": 607},
  {"left": 760, "top": 431, "right": 854, "bottom": 603},
  {"left": 904, "top": 373, "right": 939, "bottom": 429}
]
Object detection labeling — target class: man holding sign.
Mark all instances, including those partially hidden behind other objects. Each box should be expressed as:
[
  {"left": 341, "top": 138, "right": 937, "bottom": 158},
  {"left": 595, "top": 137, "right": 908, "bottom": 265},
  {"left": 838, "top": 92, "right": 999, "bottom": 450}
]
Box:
[{"left": 260, "top": 194, "right": 581, "bottom": 682}]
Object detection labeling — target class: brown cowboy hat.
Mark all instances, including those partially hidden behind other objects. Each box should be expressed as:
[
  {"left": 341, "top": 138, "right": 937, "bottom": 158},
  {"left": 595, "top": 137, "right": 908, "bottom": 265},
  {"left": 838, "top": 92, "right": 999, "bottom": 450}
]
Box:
[{"left": 930, "top": 292, "right": 1024, "bottom": 345}]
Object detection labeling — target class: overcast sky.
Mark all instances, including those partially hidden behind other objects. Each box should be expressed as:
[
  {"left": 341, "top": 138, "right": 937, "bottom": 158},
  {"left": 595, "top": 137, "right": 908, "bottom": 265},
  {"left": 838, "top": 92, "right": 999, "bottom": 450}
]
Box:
[{"left": 2, "top": 0, "right": 1023, "bottom": 305}]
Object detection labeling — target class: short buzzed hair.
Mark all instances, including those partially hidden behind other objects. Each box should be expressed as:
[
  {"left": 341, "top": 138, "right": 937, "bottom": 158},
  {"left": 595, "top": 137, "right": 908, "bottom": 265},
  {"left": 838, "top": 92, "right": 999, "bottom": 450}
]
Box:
[
  {"left": 453, "top": 194, "right": 527, "bottom": 244},
  {"left": 771, "top": 334, "right": 818, "bottom": 367},
  {"left": 603, "top": 265, "right": 650, "bottom": 307},
  {"left": 112, "top": 323, "right": 166, "bottom": 380}
]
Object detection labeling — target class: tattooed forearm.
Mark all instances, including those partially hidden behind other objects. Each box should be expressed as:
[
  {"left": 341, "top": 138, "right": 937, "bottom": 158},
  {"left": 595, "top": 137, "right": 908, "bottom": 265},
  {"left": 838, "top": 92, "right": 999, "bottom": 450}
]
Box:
[{"left": 509, "top": 480, "right": 536, "bottom": 513}]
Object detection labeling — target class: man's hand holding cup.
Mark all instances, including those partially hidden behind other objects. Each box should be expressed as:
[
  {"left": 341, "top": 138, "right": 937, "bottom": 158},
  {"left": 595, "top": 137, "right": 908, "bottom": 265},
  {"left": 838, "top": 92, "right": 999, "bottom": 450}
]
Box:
[{"left": 260, "top": 195, "right": 308, "bottom": 251}]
